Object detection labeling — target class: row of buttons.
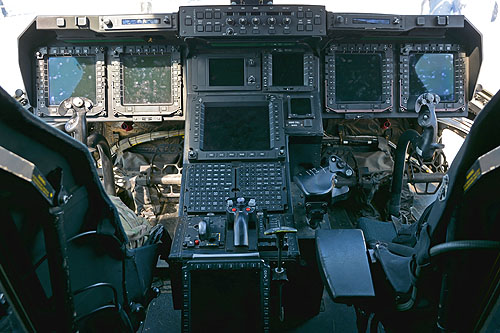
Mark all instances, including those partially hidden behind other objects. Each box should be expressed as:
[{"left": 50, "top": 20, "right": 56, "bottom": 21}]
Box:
[{"left": 205, "top": 152, "right": 268, "bottom": 158}]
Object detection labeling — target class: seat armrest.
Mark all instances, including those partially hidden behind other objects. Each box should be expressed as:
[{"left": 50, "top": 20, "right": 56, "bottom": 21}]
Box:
[{"left": 316, "top": 229, "right": 375, "bottom": 303}]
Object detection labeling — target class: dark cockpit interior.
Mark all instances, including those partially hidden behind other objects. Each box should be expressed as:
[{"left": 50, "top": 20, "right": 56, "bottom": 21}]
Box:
[{"left": 1, "top": 1, "right": 500, "bottom": 332}]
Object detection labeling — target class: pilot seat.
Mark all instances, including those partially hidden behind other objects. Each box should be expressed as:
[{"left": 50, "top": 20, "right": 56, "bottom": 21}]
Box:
[
  {"left": 316, "top": 90, "right": 500, "bottom": 332},
  {"left": 0, "top": 86, "right": 168, "bottom": 332}
]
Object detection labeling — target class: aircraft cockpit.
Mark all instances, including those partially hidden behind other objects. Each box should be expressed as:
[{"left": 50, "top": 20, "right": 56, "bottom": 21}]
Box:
[{"left": 1, "top": 0, "right": 499, "bottom": 332}]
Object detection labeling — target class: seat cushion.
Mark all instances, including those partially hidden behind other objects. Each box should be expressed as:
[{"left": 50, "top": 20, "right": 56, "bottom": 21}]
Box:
[
  {"left": 374, "top": 246, "right": 412, "bottom": 294},
  {"left": 358, "top": 217, "right": 397, "bottom": 243}
]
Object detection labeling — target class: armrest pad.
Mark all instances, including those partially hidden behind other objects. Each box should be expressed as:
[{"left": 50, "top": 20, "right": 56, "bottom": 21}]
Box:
[{"left": 316, "top": 229, "right": 375, "bottom": 303}]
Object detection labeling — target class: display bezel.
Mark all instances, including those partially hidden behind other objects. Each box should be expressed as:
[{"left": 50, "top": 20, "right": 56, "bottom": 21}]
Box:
[
  {"left": 399, "top": 43, "right": 466, "bottom": 112},
  {"left": 182, "top": 259, "right": 270, "bottom": 333},
  {"left": 189, "top": 53, "right": 261, "bottom": 92},
  {"left": 263, "top": 50, "right": 318, "bottom": 92},
  {"left": 287, "top": 95, "right": 314, "bottom": 119},
  {"left": 325, "top": 43, "right": 394, "bottom": 113},
  {"left": 34, "top": 46, "right": 106, "bottom": 118},
  {"left": 188, "top": 95, "right": 285, "bottom": 161},
  {"left": 109, "top": 45, "right": 181, "bottom": 117}
]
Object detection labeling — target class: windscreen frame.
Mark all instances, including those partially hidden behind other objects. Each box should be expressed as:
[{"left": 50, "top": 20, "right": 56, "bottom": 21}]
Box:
[
  {"left": 34, "top": 46, "right": 106, "bottom": 119},
  {"left": 325, "top": 43, "right": 394, "bottom": 114},
  {"left": 109, "top": 45, "right": 182, "bottom": 119},
  {"left": 399, "top": 43, "right": 466, "bottom": 113},
  {"left": 188, "top": 95, "right": 286, "bottom": 161}
]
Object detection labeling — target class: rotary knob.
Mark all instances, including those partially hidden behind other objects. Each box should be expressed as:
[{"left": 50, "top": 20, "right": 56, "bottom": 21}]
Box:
[
  {"left": 267, "top": 17, "right": 276, "bottom": 25},
  {"left": 103, "top": 18, "right": 112, "bottom": 27},
  {"left": 226, "top": 17, "right": 235, "bottom": 25},
  {"left": 226, "top": 27, "right": 234, "bottom": 35},
  {"left": 252, "top": 17, "right": 260, "bottom": 25},
  {"left": 239, "top": 17, "right": 247, "bottom": 25},
  {"left": 283, "top": 17, "right": 291, "bottom": 25}
]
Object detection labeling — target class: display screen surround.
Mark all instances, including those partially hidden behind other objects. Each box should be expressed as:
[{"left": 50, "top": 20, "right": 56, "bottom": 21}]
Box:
[
  {"left": 201, "top": 103, "right": 271, "bottom": 151},
  {"left": 409, "top": 53, "right": 455, "bottom": 102},
  {"left": 48, "top": 56, "right": 96, "bottom": 106},
  {"left": 289, "top": 97, "right": 313, "bottom": 117},
  {"left": 334, "top": 53, "right": 383, "bottom": 103},
  {"left": 122, "top": 54, "right": 172, "bottom": 105}
]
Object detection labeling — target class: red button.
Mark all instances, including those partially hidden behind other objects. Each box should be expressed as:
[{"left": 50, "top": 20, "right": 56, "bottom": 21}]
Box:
[
  {"left": 194, "top": 239, "right": 200, "bottom": 245},
  {"left": 245, "top": 207, "right": 251, "bottom": 211},
  {"left": 232, "top": 208, "right": 237, "bottom": 212}
]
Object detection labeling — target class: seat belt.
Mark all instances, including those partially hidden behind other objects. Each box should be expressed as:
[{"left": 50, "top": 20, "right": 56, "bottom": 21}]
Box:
[{"left": 464, "top": 145, "right": 500, "bottom": 193}]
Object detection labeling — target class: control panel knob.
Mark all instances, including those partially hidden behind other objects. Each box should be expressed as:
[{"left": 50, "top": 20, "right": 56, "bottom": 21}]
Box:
[
  {"left": 237, "top": 197, "right": 245, "bottom": 205},
  {"left": 283, "top": 17, "right": 291, "bottom": 25},
  {"left": 239, "top": 17, "right": 247, "bottom": 25},
  {"left": 226, "top": 17, "right": 235, "bottom": 25},
  {"left": 226, "top": 27, "right": 234, "bottom": 35},
  {"left": 252, "top": 17, "right": 260, "bottom": 25},
  {"left": 267, "top": 17, "right": 276, "bottom": 25},
  {"left": 103, "top": 18, "right": 112, "bottom": 27}
]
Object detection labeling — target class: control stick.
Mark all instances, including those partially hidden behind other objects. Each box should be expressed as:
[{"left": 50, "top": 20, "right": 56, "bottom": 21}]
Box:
[
  {"left": 61, "top": 96, "right": 94, "bottom": 144},
  {"left": 226, "top": 198, "right": 256, "bottom": 247},
  {"left": 388, "top": 93, "right": 445, "bottom": 217},
  {"left": 264, "top": 226, "right": 298, "bottom": 322}
]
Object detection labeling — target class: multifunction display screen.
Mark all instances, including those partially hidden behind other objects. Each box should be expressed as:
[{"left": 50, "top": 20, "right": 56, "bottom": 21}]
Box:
[
  {"left": 335, "top": 53, "right": 383, "bottom": 103},
  {"left": 290, "top": 98, "right": 312, "bottom": 116},
  {"left": 209, "top": 58, "right": 245, "bottom": 86},
  {"left": 48, "top": 56, "right": 96, "bottom": 106},
  {"left": 409, "top": 53, "right": 454, "bottom": 102},
  {"left": 122, "top": 55, "right": 172, "bottom": 104},
  {"left": 202, "top": 105, "right": 270, "bottom": 151},
  {"left": 190, "top": 269, "right": 262, "bottom": 332},
  {"left": 272, "top": 53, "right": 304, "bottom": 86}
]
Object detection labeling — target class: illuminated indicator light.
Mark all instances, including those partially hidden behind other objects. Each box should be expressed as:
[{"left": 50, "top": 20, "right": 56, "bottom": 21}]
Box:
[
  {"left": 232, "top": 208, "right": 237, "bottom": 212},
  {"left": 194, "top": 239, "right": 200, "bottom": 245},
  {"left": 246, "top": 207, "right": 251, "bottom": 211}
]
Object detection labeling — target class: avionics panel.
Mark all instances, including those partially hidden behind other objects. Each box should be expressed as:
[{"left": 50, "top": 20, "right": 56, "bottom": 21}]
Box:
[
  {"left": 263, "top": 50, "right": 318, "bottom": 92},
  {"left": 325, "top": 44, "right": 394, "bottom": 115},
  {"left": 181, "top": 259, "right": 271, "bottom": 333},
  {"left": 179, "top": 5, "right": 326, "bottom": 37},
  {"left": 399, "top": 43, "right": 466, "bottom": 113},
  {"left": 284, "top": 93, "right": 323, "bottom": 137},
  {"left": 188, "top": 95, "right": 285, "bottom": 161},
  {"left": 99, "top": 14, "right": 177, "bottom": 31},
  {"left": 109, "top": 45, "right": 182, "bottom": 119},
  {"left": 189, "top": 53, "right": 261, "bottom": 92},
  {"left": 34, "top": 46, "right": 106, "bottom": 118}
]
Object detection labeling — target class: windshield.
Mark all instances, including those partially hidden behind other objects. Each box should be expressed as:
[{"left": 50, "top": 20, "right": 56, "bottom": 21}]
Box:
[{"left": 0, "top": 0, "right": 498, "bottom": 95}]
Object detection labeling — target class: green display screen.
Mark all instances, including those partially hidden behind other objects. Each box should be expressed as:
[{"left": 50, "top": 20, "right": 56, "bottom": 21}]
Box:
[
  {"left": 123, "top": 55, "right": 172, "bottom": 105},
  {"left": 48, "top": 56, "right": 96, "bottom": 106}
]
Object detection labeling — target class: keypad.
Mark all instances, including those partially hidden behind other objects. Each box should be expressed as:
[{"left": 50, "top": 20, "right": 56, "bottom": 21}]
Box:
[
  {"left": 185, "top": 163, "right": 233, "bottom": 212},
  {"left": 185, "top": 162, "right": 287, "bottom": 213},
  {"left": 237, "top": 162, "right": 286, "bottom": 211}
]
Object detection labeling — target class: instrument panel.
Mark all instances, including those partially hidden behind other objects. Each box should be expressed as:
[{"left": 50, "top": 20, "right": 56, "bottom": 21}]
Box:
[{"left": 23, "top": 8, "right": 481, "bottom": 122}]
